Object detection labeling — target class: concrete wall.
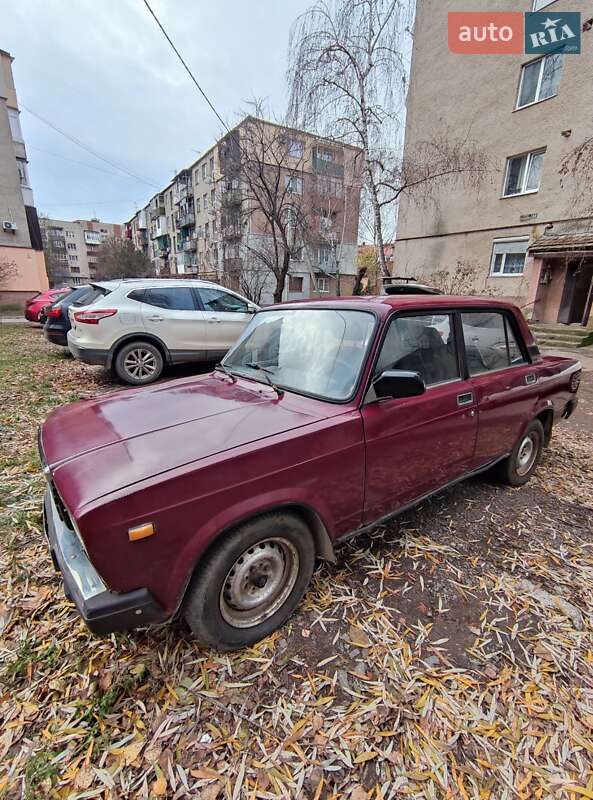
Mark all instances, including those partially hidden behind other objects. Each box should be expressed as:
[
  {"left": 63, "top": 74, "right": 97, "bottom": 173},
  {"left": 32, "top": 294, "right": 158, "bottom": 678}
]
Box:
[
  {"left": 395, "top": 0, "right": 593, "bottom": 301},
  {"left": 0, "top": 245, "right": 48, "bottom": 307}
]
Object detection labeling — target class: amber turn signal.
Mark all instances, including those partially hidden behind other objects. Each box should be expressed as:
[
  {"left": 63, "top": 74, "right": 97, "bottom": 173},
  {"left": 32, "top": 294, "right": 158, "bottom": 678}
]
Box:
[{"left": 128, "top": 523, "right": 156, "bottom": 541}]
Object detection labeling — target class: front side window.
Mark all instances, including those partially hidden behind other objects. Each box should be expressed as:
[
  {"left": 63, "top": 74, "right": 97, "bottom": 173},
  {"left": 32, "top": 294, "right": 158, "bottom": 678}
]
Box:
[
  {"left": 224, "top": 309, "right": 376, "bottom": 401},
  {"left": 374, "top": 314, "right": 459, "bottom": 388},
  {"left": 490, "top": 238, "right": 529, "bottom": 276},
  {"left": 517, "top": 54, "right": 563, "bottom": 108},
  {"left": 504, "top": 150, "right": 545, "bottom": 196},
  {"left": 199, "top": 288, "right": 247, "bottom": 313},
  {"left": 144, "top": 287, "right": 196, "bottom": 310},
  {"left": 461, "top": 312, "right": 526, "bottom": 375}
]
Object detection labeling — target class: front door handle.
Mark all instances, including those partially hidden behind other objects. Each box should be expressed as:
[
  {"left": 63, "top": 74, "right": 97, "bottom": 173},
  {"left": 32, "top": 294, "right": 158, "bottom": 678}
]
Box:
[
  {"left": 457, "top": 392, "right": 474, "bottom": 406},
  {"left": 207, "top": 318, "right": 222, "bottom": 323}
]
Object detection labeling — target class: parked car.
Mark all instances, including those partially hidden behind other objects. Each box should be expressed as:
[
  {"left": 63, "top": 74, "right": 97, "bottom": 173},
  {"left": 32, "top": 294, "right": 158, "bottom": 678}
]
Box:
[
  {"left": 24, "top": 288, "right": 70, "bottom": 323},
  {"left": 39, "top": 295, "right": 580, "bottom": 649},
  {"left": 66, "top": 278, "right": 258, "bottom": 384},
  {"left": 43, "top": 285, "right": 94, "bottom": 347}
]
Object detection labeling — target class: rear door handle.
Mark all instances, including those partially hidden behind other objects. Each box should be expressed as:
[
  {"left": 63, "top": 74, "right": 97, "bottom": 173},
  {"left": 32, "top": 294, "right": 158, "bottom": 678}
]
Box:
[
  {"left": 207, "top": 318, "right": 222, "bottom": 323},
  {"left": 457, "top": 392, "right": 474, "bottom": 406},
  {"left": 147, "top": 315, "right": 164, "bottom": 322}
]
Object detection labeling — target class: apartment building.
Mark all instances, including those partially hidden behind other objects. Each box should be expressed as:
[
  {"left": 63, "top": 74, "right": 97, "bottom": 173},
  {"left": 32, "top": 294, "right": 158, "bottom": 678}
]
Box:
[
  {"left": 39, "top": 217, "right": 124, "bottom": 285},
  {"left": 0, "top": 49, "right": 47, "bottom": 307},
  {"left": 126, "top": 116, "right": 363, "bottom": 303},
  {"left": 395, "top": 0, "right": 593, "bottom": 329}
]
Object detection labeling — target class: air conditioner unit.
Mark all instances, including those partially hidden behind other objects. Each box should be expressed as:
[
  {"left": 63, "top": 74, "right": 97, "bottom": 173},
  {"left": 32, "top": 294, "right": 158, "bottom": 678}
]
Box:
[{"left": 2, "top": 220, "right": 17, "bottom": 232}]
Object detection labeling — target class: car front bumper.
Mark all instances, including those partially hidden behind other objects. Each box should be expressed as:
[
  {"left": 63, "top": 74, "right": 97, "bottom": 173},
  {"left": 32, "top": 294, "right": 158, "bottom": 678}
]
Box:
[
  {"left": 43, "top": 486, "right": 164, "bottom": 634},
  {"left": 67, "top": 337, "right": 110, "bottom": 367}
]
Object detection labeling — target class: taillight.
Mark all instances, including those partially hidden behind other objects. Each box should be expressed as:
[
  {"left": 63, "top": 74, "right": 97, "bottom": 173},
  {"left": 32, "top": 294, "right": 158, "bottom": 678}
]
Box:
[
  {"left": 74, "top": 309, "right": 118, "bottom": 325},
  {"left": 47, "top": 307, "right": 62, "bottom": 318},
  {"left": 570, "top": 370, "right": 581, "bottom": 393}
]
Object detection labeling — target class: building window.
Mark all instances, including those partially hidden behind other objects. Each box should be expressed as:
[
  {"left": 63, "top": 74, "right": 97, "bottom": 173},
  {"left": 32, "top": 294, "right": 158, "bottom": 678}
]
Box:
[
  {"left": 68, "top": 254, "right": 78, "bottom": 262},
  {"left": 65, "top": 230, "right": 75, "bottom": 238},
  {"left": 286, "top": 138, "right": 304, "bottom": 158},
  {"left": 503, "top": 150, "right": 545, "bottom": 196},
  {"left": 490, "top": 238, "right": 529, "bottom": 276},
  {"left": 290, "top": 245, "right": 303, "bottom": 261},
  {"left": 209, "top": 157, "right": 214, "bottom": 175},
  {"left": 202, "top": 164, "right": 207, "bottom": 180},
  {"left": 16, "top": 159, "right": 30, "bottom": 187},
  {"left": 532, "top": 0, "right": 555, "bottom": 9},
  {"left": 203, "top": 194, "right": 208, "bottom": 210},
  {"left": 316, "top": 276, "right": 329, "bottom": 293},
  {"left": 317, "top": 176, "right": 343, "bottom": 197},
  {"left": 317, "top": 149, "right": 333, "bottom": 162},
  {"left": 288, "top": 276, "right": 304, "bottom": 293},
  {"left": 210, "top": 189, "right": 215, "bottom": 204},
  {"left": 8, "top": 109, "right": 23, "bottom": 143},
  {"left": 196, "top": 198, "right": 201, "bottom": 213},
  {"left": 317, "top": 245, "right": 331, "bottom": 264},
  {"left": 67, "top": 242, "right": 76, "bottom": 250},
  {"left": 285, "top": 175, "right": 303, "bottom": 194},
  {"left": 517, "top": 54, "right": 563, "bottom": 109}
]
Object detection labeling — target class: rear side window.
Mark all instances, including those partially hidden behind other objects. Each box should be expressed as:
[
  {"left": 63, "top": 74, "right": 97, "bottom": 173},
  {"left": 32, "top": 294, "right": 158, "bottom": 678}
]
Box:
[
  {"left": 73, "top": 285, "right": 110, "bottom": 307},
  {"left": 461, "top": 312, "right": 526, "bottom": 375},
  {"left": 198, "top": 288, "right": 247, "bottom": 313},
  {"left": 128, "top": 289, "right": 146, "bottom": 303},
  {"left": 374, "top": 313, "right": 459, "bottom": 387},
  {"left": 144, "top": 287, "right": 196, "bottom": 310}
]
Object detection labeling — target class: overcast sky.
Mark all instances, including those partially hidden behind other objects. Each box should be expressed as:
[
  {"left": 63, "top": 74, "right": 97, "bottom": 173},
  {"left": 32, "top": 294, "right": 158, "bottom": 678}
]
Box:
[{"left": 3, "top": 0, "right": 312, "bottom": 224}]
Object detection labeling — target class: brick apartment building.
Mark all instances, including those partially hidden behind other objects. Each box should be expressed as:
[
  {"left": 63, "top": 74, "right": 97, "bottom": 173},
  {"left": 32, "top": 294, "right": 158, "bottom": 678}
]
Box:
[
  {"left": 0, "top": 49, "right": 47, "bottom": 308},
  {"left": 395, "top": 0, "right": 593, "bottom": 331},
  {"left": 39, "top": 217, "right": 124, "bottom": 286},
  {"left": 126, "top": 116, "right": 363, "bottom": 304}
]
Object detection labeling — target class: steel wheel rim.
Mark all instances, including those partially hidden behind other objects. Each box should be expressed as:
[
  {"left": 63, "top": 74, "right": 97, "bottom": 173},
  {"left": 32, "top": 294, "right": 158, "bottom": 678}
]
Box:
[
  {"left": 124, "top": 348, "right": 157, "bottom": 380},
  {"left": 516, "top": 433, "right": 538, "bottom": 476},
  {"left": 219, "top": 537, "right": 300, "bottom": 628}
]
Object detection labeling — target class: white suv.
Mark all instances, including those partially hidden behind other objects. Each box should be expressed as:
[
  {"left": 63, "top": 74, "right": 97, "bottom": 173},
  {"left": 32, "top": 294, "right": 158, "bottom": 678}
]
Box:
[{"left": 67, "top": 278, "right": 258, "bottom": 385}]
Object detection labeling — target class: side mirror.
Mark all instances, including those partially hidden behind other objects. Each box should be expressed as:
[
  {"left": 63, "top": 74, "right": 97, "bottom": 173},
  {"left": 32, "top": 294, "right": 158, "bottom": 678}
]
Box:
[
  {"left": 373, "top": 369, "right": 426, "bottom": 399},
  {"left": 247, "top": 303, "right": 258, "bottom": 314}
]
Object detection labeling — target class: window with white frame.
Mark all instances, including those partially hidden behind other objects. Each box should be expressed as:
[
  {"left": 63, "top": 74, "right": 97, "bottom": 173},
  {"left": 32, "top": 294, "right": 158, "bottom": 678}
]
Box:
[
  {"left": 8, "top": 109, "right": 23, "bottom": 143},
  {"left": 503, "top": 149, "right": 545, "bottom": 196},
  {"left": 16, "top": 159, "right": 29, "bottom": 187},
  {"left": 517, "top": 54, "right": 563, "bottom": 108},
  {"left": 317, "top": 245, "right": 331, "bottom": 264},
  {"left": 532, "top": 0, "right": 555, "bottom": 9},
  {"left": 286, "top": 138, "right": 304, "bottom": 158},
  {"left": 285, "top": 175, "right": 303, "bottom": 194},
  {"left": 490, "top": 238, "right": 529, "bottom": 276},
  {"left": 316, "top": 275, "right": 329, "bottom": 293}
]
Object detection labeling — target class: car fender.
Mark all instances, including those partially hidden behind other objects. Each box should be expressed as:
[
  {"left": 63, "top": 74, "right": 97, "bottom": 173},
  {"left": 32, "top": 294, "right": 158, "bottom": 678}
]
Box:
[
  {"left": 107, "top": 332, "right": 172, "bottom": 369},
  {"left": 169, "top": 488, "right": 336, "bottom": 615}
]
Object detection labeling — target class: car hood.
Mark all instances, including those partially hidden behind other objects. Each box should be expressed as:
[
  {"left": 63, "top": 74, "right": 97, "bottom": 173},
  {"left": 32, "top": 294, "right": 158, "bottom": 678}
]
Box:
[{"left": 41, "top": 373, "right": 334, "bottom": 514}]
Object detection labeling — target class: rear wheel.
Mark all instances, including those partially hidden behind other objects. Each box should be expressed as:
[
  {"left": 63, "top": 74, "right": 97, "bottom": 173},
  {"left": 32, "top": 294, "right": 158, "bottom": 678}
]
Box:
[
  {"left": 492, "top": 419, "right": 544, "bottom": 487},
  {"left": 114, "top": 341, "right": 164, "bottom": 385},
  {"left": 183, "top": 513, "right": 315, "bottom": 650}
]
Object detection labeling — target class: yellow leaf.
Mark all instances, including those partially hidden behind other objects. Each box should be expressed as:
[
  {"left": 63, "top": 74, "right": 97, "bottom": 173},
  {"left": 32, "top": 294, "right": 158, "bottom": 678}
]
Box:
[
  {"left": 152, "top": 766, "right": 167, "bottom": 796},
  {"left": 354, "top": 751, "right": 378, "bottom": 764},
  {"left": 569, "top": 788, "right": 593, "bottom": 800}
]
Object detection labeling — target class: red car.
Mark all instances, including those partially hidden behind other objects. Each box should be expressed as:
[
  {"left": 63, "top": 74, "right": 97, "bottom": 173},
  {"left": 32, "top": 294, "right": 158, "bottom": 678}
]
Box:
[
  {"left": 39, "top": 296, "right": 580, "bottom": 650},
  {"left": 25, "top": 288, "right": 70, "bottom": 323}
]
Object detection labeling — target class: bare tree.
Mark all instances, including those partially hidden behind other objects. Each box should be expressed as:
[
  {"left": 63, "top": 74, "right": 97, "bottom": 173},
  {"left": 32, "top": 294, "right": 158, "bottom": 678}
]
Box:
[
  {"left": 428, "top": 260, "right": 501, "bottom": 296},
  {"left": 287, "top": 0, "right": 412, "bottom": 276},
  {"left": 219, "top": 111, "right": 311, "bottom": 303},
  {"left": 94, "top": 238, "right": 154, "bottom": 280},
  {"left": 560, "top": 135, "right": 593, "bottom": 217},
  {"left": 0, "top": 258, "right": 18, "bottom": 286}
]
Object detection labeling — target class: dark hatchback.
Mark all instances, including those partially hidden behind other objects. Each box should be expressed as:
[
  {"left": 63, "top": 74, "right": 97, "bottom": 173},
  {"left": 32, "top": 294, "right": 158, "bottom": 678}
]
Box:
[{"left": 44, "top": 285, "right": 96, "bottom": 346}]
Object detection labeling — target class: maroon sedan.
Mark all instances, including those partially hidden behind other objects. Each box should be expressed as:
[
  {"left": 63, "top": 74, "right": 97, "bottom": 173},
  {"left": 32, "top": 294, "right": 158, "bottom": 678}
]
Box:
[
  {"left": 39, "top": 296, "right": 580, "bottom": 650},
  {"left": 25, "top": 288, "right": 70, "bottom": 323}
]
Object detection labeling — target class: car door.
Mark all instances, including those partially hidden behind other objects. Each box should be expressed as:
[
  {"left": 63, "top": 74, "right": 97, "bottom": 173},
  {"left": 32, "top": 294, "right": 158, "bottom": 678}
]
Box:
[
  {"left": 361, "top": 311, "right": 478, "bottom": 524},
  {"left": 460, "top": 310, "right": 536, "bottom": 467},
  {"left": 140, "top": 286, "right": 207, "bottom": 357},
  {"left": 196, "top": 287, "right": 253, "bottom": 356}
]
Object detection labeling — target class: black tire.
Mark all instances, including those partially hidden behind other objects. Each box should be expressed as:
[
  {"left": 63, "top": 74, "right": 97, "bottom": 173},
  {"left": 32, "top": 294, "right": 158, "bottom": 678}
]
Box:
[
  {"left": 492, "top": 419, "right": 545, "bottom": 487},
  {"left": 114, "top": 341, "right": 164, "bottom": 385},
  {"left": 183, "top": 513, "right": 315, "bottom": 650}
]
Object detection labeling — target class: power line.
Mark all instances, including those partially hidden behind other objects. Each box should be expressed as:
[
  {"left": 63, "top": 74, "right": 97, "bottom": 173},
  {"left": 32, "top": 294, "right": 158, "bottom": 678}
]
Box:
[
  {"left": 21, "top": 105, "right": 160, "bottom": 189},
  {"left": 141, "top": 0, "right": 230, "bottom": 134},
  {"left": 29, "top": 146, "right": 143, "bottom": 180}
]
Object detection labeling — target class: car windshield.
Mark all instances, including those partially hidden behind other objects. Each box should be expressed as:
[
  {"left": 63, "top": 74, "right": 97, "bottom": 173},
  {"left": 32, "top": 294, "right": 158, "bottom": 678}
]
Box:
[{"left": 223, "top": 309, "right": 376, "bottom": 401}]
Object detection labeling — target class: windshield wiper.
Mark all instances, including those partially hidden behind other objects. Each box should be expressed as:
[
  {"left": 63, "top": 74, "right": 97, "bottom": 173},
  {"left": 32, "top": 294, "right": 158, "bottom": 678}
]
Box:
[
  {"left": 214, "top": 362, "right": 236, "bottom": 383},
  {"left": 244, "top": 363, "right": 284, "bottom": 397}
]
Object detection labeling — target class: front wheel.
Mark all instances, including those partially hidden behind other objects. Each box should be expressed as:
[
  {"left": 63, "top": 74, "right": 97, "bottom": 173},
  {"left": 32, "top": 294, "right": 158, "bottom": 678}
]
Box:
[
  {"left": 183, "top": 513, "right": 315, "bottom": 650},
  {"left": 114, "top": 341, "right": 164, "bottom": 385},
  {"left": 493, "top": 419, "right": 544, "bottom": 487}
]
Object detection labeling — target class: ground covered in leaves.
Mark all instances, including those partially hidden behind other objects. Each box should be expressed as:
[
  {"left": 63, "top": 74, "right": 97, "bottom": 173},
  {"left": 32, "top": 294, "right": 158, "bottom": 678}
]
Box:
[{"left": 1, "top": 324, "right": 593, "bottom": 800}]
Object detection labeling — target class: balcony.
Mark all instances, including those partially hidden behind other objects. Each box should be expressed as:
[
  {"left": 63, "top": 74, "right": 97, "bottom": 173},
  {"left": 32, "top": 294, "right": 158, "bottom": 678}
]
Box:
[
  {"left": 222, "top": 223, "right": 241, "bottom": 239},
  {"left": 312, "top": 152, "right": 344, "bottom": 179},
  {"left": 149, "top": 203, "right": 165, "bottom": 220},
  {"left": 183, "top": 238, "right": 197, "bottom": 252},
  {"left": 221, "top": 188, "right": 242, "bottom": 206},
  {"left": 178, "top": 212, "right": 195, "bottom": 228}
]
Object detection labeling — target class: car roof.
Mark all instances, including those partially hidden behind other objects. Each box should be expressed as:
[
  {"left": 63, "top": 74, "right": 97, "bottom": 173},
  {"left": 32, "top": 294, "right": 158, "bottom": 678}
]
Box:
[
  {"left": 266, "top": 295, "right": 519, "bottom": 319},
  {"left": 92, "top": 278, "right": 221, "bottom": 289}
]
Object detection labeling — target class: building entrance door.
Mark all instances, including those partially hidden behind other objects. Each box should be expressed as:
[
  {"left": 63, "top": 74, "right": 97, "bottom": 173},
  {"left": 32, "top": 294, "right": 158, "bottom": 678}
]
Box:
[{"left": 557, "top": 260, "right": 593, "bottom": 325}]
